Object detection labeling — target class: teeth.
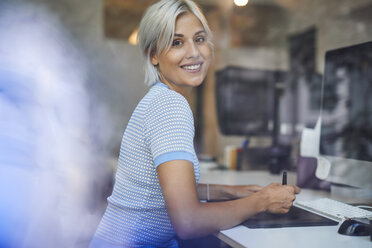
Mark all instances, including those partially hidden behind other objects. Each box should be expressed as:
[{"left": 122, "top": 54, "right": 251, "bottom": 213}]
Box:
[{"left": 182, "top": 64, "right": 201, "bottom": 70}]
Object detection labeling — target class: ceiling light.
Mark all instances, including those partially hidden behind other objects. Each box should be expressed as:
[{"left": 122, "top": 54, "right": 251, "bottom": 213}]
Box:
[{"left": 234, "top": 0, "right": 249, "bottom": 7}]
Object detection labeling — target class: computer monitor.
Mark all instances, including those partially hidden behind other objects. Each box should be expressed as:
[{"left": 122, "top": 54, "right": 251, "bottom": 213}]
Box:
[
  {"left": 215, "top": 66, "right": 289, "bottom": 173},
  {"left": 319, "top": 41, "right": 372, "bottom": 190},
  {"left": 215, "top": 66, "right": 286, "bottom": 136}
]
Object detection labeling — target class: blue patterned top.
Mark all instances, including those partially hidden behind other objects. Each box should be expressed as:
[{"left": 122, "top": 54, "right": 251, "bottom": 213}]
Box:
[{"left": 91, "top": 82, "right": 200, "bottom": 248}]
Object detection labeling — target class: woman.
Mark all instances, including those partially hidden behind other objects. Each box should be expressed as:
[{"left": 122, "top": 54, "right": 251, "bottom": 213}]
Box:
[{"left": 90, "top": 0, "right": 300, "bottom": 247}]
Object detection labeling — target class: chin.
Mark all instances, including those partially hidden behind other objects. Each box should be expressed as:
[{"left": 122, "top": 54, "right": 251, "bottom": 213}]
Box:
[
  {"left": 188, "top": 76, "right": 206, "bottom": 87},
  {"left": 196, "top": 80, "right": 205, "bottom": 86},
  {"left": 187, "top": 80, "right": 203, "bottom": 87}
]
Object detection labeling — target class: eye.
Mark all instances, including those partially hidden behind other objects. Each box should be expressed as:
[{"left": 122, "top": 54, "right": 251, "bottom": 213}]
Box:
[
  {"left": 195, "top": 36, "right": 206, "bottom": 43},
  {"left": 172, "top": 39, "right": 183, "bottom": 47}
]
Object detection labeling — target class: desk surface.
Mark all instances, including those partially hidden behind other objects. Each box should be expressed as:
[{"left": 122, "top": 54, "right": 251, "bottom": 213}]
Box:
[{"left": 199, "top": 169, "right": 371, "bottom": 248}]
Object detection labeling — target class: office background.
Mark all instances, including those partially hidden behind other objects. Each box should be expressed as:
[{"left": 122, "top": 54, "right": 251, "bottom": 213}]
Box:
[{"left": 1, "top": 0, "right": 372, "bottom": 247}]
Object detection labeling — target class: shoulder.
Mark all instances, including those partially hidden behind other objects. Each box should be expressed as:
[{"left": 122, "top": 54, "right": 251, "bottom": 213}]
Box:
[
  {"left": 154, "top": 86, "right": 189, "bottom": 106},
  {"left": 146, "top": 86, "right": 192, "bottom": 117}
]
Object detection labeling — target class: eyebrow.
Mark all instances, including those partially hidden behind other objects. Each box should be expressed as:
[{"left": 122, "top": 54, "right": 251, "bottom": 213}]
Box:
[{"left": 174, "top": 30, "right": 206, "bottom": 37}]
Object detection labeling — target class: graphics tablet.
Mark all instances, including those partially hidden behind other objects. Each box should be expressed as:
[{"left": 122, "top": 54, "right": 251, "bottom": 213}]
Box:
[{"left": 242, "top": 206, "right": 338, "bottom": 228}]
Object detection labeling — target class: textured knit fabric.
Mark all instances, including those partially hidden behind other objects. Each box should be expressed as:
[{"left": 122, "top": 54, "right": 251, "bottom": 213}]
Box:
[{"left": 91, "top": 82, "right": 200, "bottom": 248}]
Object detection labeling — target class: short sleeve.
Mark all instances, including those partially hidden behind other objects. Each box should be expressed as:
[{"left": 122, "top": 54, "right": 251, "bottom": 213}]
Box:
[{"left": 144, "top": 90, "right": 195, "bottom": 168}]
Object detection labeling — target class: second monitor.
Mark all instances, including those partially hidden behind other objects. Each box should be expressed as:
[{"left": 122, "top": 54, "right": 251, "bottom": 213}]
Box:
[
  {"left": 215, "top": 66, "right": 287, "bottom": 136},
  {"left": 215, "top": 66, "right": 289, "bottom": 173}
]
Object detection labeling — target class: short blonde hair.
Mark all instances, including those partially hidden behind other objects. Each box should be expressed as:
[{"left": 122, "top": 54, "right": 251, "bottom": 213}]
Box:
[{"left": 137, "top": 0, "right": 213, "bottom": 86}]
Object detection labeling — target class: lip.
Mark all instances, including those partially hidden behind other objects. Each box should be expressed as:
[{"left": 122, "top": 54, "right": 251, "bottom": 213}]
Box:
[{"left": 180, "top": 62, "right": 203, "bottom": 73}]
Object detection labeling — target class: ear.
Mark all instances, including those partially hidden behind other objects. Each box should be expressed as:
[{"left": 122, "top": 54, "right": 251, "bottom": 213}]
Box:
[{"left": 151, "top": 53, "right": 159, "bottom": 66}]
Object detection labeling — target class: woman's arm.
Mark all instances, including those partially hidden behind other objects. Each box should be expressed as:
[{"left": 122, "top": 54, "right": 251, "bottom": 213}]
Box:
[
  {"left": 157, "top": 160, "right": 300, "bottom": 240},
  {"left": 196, "top": 183, "right": 263, "bottom": 201}
]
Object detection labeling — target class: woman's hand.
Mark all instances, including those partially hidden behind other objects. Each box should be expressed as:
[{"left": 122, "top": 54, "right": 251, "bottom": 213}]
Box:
[{"left": 258, "top": 183, "right": 301, "bottom": 214}]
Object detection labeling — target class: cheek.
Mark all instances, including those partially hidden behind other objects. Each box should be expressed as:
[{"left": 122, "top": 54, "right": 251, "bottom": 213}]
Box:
[
  {"left": 165, "top": 51, "right": 184, "bottom": 66},
  {"left": 201, "top": 46, "right": 212, "bottom": 63},
  {"left": 158, "top": 56, "right": 176, "bottom": 76}
]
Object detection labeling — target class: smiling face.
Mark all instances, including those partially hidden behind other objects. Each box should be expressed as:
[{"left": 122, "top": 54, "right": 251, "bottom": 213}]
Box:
[{"left": 151, "top": 12, "right": 212, "bottom": 97}]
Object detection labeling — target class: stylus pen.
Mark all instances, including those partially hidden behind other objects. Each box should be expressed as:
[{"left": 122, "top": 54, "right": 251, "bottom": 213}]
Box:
[{"left": 282, "top": 171, "right": 287, "bottom": 185}]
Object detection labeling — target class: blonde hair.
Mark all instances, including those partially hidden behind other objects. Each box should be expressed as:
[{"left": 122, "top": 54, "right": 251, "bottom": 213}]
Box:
[{"left": 137, "top": 0, "right": 213, "bottom": 86}]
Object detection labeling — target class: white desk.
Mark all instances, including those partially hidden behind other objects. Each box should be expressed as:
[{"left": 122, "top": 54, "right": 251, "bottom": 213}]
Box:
[{"left": 199, "top": 169, "right": 372, "bottom": 248}]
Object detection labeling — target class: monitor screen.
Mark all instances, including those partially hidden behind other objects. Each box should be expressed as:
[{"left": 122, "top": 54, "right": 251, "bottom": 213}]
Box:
[
  {"left": 320, "top": 41, "right": 372, "bottom": 162},
  {"left": 215, "top": 66, "right": 286, "bottom": 136}
]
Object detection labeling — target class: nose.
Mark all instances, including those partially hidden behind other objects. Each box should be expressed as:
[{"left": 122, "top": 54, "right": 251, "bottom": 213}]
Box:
[{"left": 185, "top": 41, "right": 200, "bottom": 59}]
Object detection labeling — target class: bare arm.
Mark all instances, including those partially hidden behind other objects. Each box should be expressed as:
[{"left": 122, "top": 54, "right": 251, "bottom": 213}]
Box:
[
  {"left": 196, "top": 183, "right": 263, "bottom": 201},
  {"left": 157, "top": 160, "right": 300, "bottom": 240}
]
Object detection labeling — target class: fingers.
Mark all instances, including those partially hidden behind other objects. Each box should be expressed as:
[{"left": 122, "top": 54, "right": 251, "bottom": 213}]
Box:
[
  {"left": 283, "top": 185, "right": 301, "bottom": 194},
  {"left": 270, "top": 208, "right": 289, "bottom": 214},
  {"left": 268, "top": 203, "right": 292, "bottom": 214},
  {"left": 260, "top": 183, "right": 300, "bottom": 213},
  {"left": 281, "top": 208, "right": 291, "bottom": 214},
  {"left": 281, "top": 205, "right": 292, "bottom": 213},
  {"left": 284, "top": 186, "right": 298, "bottom": 204},
  {"left": 278, "top": 186, "right": 297, "bottom": 209},
  {"left": 273, "top": 197, "right": 294, "bottom": 214},
  {"left": 293, "top": 185, "right": 301, "bottom": 194},
  {"left": 267, "top": 182, "right": 301, "bottom": 194}
]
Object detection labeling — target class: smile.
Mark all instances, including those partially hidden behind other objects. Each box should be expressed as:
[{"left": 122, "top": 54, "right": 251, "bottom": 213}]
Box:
[{"left": 181, "top": 63, "right": 202, "bottom": 72}]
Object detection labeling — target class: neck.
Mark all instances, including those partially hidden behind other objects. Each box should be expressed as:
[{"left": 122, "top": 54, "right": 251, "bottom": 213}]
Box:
[{"left": 160, "top": 79, "right": 193, "bottom": 99}]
